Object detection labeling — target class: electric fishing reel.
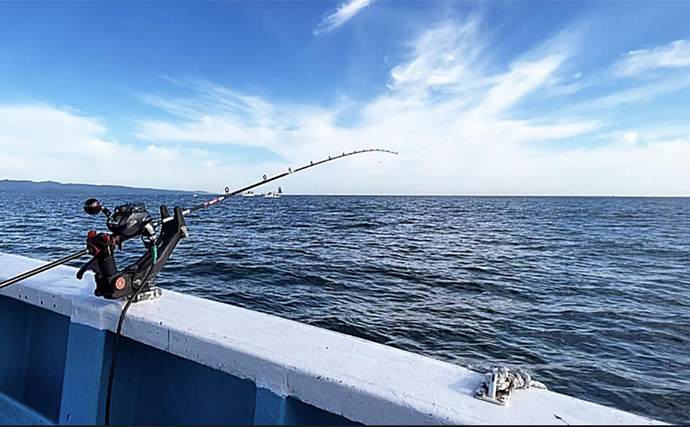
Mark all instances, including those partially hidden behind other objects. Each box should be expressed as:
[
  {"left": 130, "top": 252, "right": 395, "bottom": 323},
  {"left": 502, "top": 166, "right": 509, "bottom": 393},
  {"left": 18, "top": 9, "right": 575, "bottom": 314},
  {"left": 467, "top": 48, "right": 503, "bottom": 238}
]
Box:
[{"left": 77, "top": 198, "right": 188, "bottom": 300}]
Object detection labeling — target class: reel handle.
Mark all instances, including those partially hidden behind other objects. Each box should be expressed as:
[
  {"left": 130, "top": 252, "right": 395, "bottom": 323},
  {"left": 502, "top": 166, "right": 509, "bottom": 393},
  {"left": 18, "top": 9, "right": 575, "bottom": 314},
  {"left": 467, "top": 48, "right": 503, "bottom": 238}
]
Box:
[{"left": 83, "top": 198, "right": 112, "bottom": 217}]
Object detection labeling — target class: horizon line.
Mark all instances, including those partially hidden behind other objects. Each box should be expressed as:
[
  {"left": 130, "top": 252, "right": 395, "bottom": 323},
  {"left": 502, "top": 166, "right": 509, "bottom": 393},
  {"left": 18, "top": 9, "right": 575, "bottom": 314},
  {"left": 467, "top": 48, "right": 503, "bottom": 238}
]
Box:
[{"left": 2, "top": 179, "right": 688, "bottom": 198}]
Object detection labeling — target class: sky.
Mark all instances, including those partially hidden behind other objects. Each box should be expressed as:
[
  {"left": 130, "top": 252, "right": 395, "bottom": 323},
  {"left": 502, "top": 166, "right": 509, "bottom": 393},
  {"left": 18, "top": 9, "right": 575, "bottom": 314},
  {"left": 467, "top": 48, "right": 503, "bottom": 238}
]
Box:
[{"left": 0, "top": 1, "right": 689, "bottom": 196}]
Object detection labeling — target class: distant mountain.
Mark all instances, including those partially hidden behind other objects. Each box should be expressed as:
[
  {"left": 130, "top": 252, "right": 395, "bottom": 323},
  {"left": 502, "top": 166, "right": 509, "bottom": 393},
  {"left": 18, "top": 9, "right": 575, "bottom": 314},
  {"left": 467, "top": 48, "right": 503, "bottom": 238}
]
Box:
[{"left": 0, "top": 179, "right": 208, "bottom": 195}]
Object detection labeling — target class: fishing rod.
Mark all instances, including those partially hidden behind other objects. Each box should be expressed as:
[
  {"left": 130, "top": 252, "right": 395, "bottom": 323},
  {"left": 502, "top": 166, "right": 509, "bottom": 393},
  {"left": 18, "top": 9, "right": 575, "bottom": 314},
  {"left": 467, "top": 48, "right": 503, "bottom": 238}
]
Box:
[
  {"left": 0, "top": 250, "right": 89, "bottom": 291},
  {"left": 0, "top": 147, "right": 397, "bottom": 426},
  {"left": 0, "top": 148, "right": 398, "bottom": 296}
]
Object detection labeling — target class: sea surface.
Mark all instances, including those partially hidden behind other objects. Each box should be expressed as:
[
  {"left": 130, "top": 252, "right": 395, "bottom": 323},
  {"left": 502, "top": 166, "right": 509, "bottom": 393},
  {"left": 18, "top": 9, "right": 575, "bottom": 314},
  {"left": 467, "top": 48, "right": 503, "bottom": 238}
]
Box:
[{"left": 0, "top": 192, "right": 689, "bottom": 424}]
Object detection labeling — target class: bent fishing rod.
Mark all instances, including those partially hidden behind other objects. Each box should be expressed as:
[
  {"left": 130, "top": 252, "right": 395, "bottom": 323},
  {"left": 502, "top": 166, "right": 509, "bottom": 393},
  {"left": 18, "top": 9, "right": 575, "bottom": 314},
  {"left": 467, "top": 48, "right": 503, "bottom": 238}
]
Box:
[
  {"left": 0, "top": 147, "right": 397, "bottom": 426},
  {"left": 0, "top": 148, "right": 397, "bottom": 295}
]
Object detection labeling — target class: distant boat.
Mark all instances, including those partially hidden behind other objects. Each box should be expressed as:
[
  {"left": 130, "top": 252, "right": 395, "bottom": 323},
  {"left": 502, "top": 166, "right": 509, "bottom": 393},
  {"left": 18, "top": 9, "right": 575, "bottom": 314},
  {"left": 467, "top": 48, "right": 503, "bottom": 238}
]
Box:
[
  {"left": 263, "top": 187, "right": 282, "bottom": 198},
  {"left": 193, "top": 193, "right": 198, "bottom": 198},
  {"left": 241, "top": 190, "right": 255, "bottom": 197}
]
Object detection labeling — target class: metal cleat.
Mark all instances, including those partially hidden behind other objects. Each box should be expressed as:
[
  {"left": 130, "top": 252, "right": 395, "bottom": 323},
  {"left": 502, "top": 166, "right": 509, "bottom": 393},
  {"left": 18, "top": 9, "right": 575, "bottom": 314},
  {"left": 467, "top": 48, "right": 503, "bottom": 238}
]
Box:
[
  {"left": 474, "top": 372, "right": 510, "bottom": 406},
  {"left": 474, "top": 366, "right": 547, "bottom": 406}
]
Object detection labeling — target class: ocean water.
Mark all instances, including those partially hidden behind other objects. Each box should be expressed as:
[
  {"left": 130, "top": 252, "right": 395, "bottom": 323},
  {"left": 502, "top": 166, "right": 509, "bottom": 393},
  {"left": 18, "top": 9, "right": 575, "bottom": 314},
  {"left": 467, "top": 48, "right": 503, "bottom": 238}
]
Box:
[{"left": 0, "top": 192, "right": 688, "bottom": 424}]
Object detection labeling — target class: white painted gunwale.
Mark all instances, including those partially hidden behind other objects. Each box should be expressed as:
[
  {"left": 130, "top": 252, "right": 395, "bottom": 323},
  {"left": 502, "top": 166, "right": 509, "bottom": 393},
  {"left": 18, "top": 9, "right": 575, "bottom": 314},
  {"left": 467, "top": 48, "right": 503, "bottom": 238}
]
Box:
[{"left": 0, "top": 253, "right": 663, "bottom": 425}]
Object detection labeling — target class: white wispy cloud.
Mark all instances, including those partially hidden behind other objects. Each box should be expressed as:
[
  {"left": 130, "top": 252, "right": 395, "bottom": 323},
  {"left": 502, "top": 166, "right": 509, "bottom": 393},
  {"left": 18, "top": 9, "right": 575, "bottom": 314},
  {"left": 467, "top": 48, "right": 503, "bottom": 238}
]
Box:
[
  {"left": 138, "top": 21, "right": 593, "bottom": 153},
  {"left": 313, "top": 0, "right": 373, "bottom": 37},
  {"left": 389, "top": 19, "right": 485, "bottom": 92},
  {"left": 133, "top": 18, "right": 613, "bottom": 194},
  {"left": 567, "top": 75, "right": 690, "bottom": 112},
  {"left": 613, "top": 39, "right": 690, "bottom": 77}
]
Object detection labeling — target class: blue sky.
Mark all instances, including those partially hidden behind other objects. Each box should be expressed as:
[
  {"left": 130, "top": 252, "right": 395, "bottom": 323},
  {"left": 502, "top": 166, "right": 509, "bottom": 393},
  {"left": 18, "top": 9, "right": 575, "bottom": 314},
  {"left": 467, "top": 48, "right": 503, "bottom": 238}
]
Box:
[{"left": 0, "top": 1, "right": 689, "bottom": 195}]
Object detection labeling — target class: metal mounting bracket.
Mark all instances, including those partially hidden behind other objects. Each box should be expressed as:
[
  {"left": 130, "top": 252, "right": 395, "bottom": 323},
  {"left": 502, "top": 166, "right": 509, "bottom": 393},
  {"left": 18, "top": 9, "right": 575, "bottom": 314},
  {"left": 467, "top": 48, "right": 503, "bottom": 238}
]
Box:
[
  {"left": 131, "top": 286, "right": 163, "bottom": 303},
  {"left": 474, "top": 372, "right": 509, "bottom": 406}
]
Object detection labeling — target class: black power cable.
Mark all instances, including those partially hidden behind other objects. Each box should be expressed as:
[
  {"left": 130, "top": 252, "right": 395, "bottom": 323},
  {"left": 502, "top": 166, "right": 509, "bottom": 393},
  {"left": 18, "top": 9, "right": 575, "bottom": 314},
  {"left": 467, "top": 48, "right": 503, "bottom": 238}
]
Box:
[{"left": 104, "top": 262, "right": 155, "bottom": 425}]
